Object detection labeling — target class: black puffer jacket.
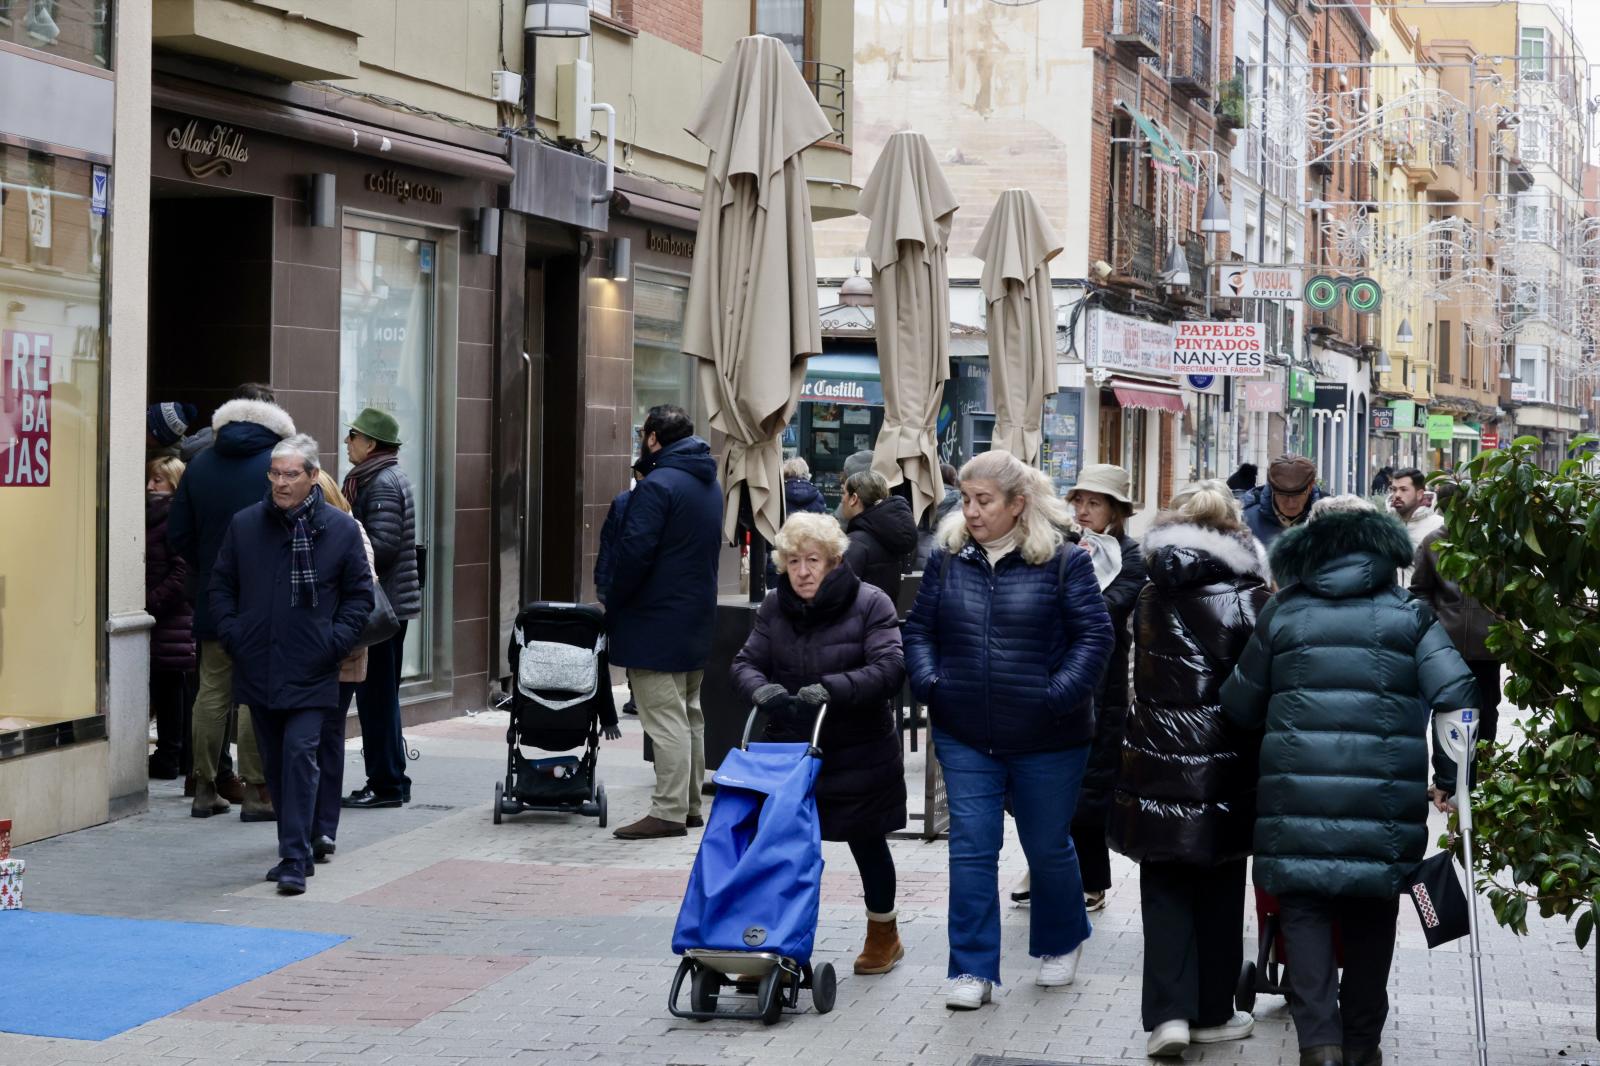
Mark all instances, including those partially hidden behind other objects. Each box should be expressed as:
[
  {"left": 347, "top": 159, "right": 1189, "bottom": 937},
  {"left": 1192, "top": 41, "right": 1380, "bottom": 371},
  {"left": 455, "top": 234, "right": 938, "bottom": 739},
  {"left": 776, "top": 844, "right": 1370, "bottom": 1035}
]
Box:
[
  {"left": 730, "top": 565, "right": 907, "bottom": 840},
  {"left": 1222, "top": 507, "right": 1477, "bottom": 898},
  {"left": 349, "top": 463, "right": 421, "bottom": 620},
  {"left": 844, "top": 495, "right": 919, "bottom": 601},
  {"left": 1074, "top": 533, "right": 1147, "bottom": 825},
  {"left": 1108, "top": 520, "right": 1270, "bottom": 865},
  {"left": 146, "top": 494, "right": 197, "bottom": 673},
  {"left": 905, "top": 540, "right": 1114, "bottom": 755}
]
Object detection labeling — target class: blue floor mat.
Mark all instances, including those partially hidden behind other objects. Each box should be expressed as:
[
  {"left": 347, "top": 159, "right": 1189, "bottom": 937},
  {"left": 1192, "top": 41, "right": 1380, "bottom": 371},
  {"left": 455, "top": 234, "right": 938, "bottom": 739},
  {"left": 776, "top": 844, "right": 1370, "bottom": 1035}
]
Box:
[{"left": 0, "top": 910, "right": 346, "bottom": 1040}]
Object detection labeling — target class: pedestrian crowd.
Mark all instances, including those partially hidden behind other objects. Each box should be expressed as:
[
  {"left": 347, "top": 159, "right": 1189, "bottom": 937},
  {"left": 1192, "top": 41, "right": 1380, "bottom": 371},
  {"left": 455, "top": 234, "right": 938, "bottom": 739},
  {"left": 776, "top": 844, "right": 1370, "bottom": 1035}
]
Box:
[{"left": 145, "top": 391, "right": 1497, "bottom": 1066}]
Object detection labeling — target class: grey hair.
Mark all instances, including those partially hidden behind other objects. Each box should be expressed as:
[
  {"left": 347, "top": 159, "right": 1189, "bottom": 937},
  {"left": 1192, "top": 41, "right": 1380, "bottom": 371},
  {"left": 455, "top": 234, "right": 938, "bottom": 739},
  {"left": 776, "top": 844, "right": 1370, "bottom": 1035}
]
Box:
[
  {"left": 770, "top": 512, "right": 850, "bottom": 567},
  {"left": 782, "top": 456, "right": 811, "bottom": 480},
  {"left": 845, "top": 469, "right": 891, "bottom": 508},
  {"left": 1309, "top": 493, "right": 1375, "bottom": 520},
  {"left": 1166, "top": 478, "right": 1246, "bottom": 533},
  {"left": 271, "top": 433, "right": 321, "bottom": 473}
]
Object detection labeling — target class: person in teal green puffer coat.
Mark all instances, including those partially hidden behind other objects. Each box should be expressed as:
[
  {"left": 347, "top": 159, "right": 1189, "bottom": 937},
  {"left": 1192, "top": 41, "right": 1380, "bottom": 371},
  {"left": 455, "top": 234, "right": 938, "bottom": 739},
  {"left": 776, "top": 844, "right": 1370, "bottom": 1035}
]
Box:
[{"left": 1221, "top": 495, "right": 1477, "bottom": 1066}]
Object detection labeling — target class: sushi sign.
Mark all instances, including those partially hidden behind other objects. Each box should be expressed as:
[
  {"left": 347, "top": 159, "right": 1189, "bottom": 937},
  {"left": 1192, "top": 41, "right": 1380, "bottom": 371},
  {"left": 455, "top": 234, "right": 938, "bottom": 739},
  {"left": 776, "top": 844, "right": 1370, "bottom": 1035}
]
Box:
[{"left": 2, "top": 330, "right": 51, "bottom": 486}]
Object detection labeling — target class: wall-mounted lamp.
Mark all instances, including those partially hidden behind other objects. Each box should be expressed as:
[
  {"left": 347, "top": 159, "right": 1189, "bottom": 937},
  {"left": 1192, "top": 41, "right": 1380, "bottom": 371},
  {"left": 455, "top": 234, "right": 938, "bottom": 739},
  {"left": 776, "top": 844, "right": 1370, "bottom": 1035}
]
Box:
[
  {"left": 307, "top": 173, "right": 336, "bottom": 228},
  {"left": 524, "top": 0, "right": 590, "bottom": 36},
  {"left": 1375, "top": 349, "right": 1393, "bottom": 373},
  {"left": 1499, "top": 361, "right": 1513, "bottom": 380},
  {"left": 1162, "top": 242, "right": 1190, "bottom": 289},
  {"left": 477, "top": 206, "right": 501, "bottom": 257},
  {"left": 1395, "top": 317, "right": 1414, "bottom": 345},
  {"left": 1200, "top": 188, "right": 1229, "bottom": 234},
  {"left": 606, "top": 236, "right": 631, "bottom": 282}
]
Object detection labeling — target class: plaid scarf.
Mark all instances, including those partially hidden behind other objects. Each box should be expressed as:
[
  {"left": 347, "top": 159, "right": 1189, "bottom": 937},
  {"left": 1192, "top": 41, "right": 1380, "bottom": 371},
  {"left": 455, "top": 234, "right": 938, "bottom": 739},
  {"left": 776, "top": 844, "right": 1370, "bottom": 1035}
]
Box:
[
  {"left": 277, "top": 483, "right": 324, "bottom": 608},
  {"left": 342, "top": 452, "right": 400, "bottom": 510}
]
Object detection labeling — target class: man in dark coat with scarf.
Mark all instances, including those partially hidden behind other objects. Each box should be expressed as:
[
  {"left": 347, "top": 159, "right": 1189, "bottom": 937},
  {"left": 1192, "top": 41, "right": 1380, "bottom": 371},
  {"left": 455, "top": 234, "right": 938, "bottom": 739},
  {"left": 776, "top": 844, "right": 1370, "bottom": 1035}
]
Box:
[
  {"left": 168, "top": 392, "right": 297, "bottom": 819},
  {"left": 606, "top": 405, "right": 723, "bottom": 840},
  {"left": 212, "top": 434, "right": 373, "bottom": 895},
  {"left": 1222, "top": 495, "right": 1476, "bottom": 1066},
  {"left": 1240, "top": 454, "right": 1324, "bottom": 548},
  {"left": 340, "top": 407, "right": 422, "bottom": 810}
]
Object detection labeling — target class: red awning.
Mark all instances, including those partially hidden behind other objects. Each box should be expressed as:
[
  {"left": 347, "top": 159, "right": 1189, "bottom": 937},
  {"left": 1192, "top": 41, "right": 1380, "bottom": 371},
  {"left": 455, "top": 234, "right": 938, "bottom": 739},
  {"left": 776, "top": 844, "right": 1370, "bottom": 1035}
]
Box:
[{"left": 1110, "top": 377, "right": 1185, "bottom": 414}]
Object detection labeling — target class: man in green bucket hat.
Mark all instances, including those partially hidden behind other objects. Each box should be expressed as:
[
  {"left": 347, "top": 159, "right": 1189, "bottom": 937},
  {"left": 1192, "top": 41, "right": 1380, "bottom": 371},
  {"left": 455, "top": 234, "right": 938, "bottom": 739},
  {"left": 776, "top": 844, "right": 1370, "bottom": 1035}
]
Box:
[{"left": 337, "top": 407, "right": 420, "bottom": 823}]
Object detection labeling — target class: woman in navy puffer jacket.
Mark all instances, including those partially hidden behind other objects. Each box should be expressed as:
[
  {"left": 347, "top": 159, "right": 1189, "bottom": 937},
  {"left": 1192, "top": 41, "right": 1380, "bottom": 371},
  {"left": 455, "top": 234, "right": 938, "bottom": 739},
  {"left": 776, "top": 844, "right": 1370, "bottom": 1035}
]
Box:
[{"left": 904, "top": 449, "right": 1114, "bottom": 1010}]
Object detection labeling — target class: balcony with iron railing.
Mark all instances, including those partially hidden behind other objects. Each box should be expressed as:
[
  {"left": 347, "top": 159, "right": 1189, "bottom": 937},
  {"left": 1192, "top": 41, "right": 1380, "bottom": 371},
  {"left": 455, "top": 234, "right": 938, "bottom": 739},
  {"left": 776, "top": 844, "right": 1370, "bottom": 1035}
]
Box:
[
  {"left": 797, "top": 60, "right": 847, "bottom": 145},
  {"left": 1115, "top": 202, "right": 1159, "bottom": 286},
  {"left": 1171, "top": 17, "right": 1213, "bottom": 102},
  {"left": 1109, "top": 0, "right": 1162, "bottom": 58}
]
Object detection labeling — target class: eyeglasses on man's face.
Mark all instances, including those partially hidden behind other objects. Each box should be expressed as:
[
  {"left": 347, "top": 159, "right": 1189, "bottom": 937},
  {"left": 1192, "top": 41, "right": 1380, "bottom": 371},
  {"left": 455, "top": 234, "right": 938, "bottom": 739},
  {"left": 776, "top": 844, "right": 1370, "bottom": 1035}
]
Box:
[{"left": 266, "top": 468, "right": 307, "bottom": 484}]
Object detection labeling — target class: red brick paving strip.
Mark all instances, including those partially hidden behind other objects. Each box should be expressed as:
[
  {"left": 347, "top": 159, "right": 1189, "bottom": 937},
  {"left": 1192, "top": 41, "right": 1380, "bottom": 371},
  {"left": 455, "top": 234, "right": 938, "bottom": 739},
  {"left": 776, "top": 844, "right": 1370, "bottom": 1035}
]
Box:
[
  {"left": 179, "top": 948, "right": 529, "bottom": 1028},
  {"left": 347, "top": 860, "right": 691, "bottom": 916}
]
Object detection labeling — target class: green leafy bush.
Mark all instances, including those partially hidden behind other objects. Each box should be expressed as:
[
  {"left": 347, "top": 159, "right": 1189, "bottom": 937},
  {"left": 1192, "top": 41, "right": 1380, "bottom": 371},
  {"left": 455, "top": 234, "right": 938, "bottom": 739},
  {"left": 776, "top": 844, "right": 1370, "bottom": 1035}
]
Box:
[{"left": 1433, "top": 435, "right": 1600, "bottom": 946}]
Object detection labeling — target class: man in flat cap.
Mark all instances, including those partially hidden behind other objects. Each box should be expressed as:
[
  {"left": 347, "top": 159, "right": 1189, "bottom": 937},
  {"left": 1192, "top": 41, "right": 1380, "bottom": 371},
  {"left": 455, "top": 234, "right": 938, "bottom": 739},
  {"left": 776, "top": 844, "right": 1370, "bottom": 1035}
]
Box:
[{"left": 1241, "top": 455, "right": 1324, "bottom": 548}]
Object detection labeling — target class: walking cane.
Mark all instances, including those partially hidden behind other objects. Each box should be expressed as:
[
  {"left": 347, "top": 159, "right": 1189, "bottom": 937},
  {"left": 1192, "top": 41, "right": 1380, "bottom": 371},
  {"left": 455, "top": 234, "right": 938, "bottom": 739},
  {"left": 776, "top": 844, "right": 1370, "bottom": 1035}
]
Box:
[{"left": 1435, "top": 708, "right": 1489, "bottom": 1066}]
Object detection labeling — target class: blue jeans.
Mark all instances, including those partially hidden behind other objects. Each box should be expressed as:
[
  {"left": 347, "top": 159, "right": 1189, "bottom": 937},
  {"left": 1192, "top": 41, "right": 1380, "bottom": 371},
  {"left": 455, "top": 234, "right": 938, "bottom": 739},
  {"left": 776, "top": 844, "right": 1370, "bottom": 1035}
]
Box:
[{"left": 934, "top": 728, "right": 1092, "bottom": 984}]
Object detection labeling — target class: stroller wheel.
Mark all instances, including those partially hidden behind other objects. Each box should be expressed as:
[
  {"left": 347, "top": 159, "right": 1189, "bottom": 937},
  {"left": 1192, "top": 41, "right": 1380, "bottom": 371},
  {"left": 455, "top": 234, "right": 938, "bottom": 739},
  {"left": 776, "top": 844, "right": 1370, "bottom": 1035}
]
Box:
[
  {"left": 596, "top": 782, "right": 608, "bottom": 829},
  {"left": 811, "top": 963, "right": 836, "bottom": 1014},
  {"left": 1235, "top": 960, "right": 1257, "bottom": 1014},
  {"left": 757, "top": 969, "right": 784, "bottom": 1026},
  {"left": 689, "top": 964, "right": 720, "bottom": 1019},
  {"left": 493, "top": 781, "right": 503, "bottom": 825}
]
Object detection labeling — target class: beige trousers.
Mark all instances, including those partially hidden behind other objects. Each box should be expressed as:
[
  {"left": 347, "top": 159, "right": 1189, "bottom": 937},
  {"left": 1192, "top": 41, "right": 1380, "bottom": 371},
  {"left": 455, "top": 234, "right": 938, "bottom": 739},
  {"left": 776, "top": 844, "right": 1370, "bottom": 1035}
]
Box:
[
  {"left": 191, "top": 641, "right": 263, "bottom": 785},
  {"left": 628, "top": 668, "right": 705, "bottom": 824}
]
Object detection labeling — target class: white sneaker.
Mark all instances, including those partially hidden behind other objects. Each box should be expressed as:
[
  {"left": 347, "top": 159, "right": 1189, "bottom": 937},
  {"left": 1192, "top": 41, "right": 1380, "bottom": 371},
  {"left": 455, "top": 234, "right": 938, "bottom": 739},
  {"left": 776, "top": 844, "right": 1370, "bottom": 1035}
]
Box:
[
  {"left": 1147, "top": 1019, "right": 1191, "bottom": 1057},
  {"left": 944, "top": 974, "right": 993, "bottom": 1010},
  {"left": 1035, "top": 944, "right": 1083, "bottom": 986},
  {"left": 1009, "top": 870, "right": 1031, "bottom": 904},
  {"left": 1191, "top": 1010, "right": 1255, "bottom": 1043},
  {"left": 1085, "top": 890, "right": 1107, "bottom": 912}
]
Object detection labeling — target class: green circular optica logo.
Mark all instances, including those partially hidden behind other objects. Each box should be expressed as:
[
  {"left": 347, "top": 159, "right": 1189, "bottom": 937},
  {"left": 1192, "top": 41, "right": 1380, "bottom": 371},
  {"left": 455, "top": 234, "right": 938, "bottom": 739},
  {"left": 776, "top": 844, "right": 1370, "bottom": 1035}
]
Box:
[
  {"left": 1347, "top": 277, "right": 1382, "bottom": 312},
  {"left": 1305, "top": 276, "right": 1341, "bottom": 310}
]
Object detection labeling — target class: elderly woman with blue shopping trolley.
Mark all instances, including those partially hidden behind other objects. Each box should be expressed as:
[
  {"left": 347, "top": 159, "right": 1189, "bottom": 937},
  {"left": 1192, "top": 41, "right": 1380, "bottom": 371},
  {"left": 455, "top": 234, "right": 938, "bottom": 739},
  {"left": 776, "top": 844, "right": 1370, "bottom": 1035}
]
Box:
[{"left": 903, "top": 449, "right": 1114, "bottom": 1010}]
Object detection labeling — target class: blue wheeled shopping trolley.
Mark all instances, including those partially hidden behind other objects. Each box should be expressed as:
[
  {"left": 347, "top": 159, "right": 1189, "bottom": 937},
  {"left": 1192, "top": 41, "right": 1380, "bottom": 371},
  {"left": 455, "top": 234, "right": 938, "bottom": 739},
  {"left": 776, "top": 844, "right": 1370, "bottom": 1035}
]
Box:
[{"left": 667, "top": 704, "right": 837, "bottom": 1025}]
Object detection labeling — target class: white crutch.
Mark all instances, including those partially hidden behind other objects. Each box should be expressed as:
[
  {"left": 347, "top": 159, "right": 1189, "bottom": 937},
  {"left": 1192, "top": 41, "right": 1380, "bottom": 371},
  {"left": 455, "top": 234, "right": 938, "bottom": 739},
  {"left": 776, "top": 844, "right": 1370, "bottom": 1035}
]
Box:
[{"left": 1435, "top": 708, "right": 1489, "bottom": 1066}]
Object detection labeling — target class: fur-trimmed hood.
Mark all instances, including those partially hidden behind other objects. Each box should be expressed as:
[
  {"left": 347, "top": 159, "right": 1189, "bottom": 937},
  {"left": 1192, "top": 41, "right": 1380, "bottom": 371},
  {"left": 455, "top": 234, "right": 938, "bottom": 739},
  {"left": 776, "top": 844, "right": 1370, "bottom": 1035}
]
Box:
[
  {"left": 1142, "top": 518, "right": 1270, "bottom": 590},
  {"left": 211, "top": 399, "right": 295, "bottom": 438},
  {"left": 1268, "top": 507, "right": 1413, "bottom": 599}
]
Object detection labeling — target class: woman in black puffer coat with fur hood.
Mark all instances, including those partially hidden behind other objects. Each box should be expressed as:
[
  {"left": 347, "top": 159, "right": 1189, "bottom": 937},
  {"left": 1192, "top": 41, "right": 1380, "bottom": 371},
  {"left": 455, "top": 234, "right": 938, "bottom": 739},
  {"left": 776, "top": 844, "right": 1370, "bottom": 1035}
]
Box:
[{"left": 1109, "top": 480, "right": 1271, "bottom": 1059}]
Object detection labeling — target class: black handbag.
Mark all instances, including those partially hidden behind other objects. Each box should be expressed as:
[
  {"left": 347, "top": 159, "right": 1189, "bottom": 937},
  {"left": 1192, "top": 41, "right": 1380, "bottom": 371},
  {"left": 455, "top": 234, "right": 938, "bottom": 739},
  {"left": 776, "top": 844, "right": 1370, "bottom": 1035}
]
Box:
[
  {"left": 1404, "top": 849, "right": 1471, "bottom": 948},
  {"left": 357, "top": 580, "right": 401, "bottom": 649}
]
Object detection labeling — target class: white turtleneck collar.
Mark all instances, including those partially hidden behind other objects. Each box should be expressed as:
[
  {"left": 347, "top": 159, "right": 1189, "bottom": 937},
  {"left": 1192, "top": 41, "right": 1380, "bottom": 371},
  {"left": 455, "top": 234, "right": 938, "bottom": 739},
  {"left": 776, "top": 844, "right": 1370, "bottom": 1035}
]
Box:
[{"left": 978, "top": 528, "right": 1018, "bottom": 567}]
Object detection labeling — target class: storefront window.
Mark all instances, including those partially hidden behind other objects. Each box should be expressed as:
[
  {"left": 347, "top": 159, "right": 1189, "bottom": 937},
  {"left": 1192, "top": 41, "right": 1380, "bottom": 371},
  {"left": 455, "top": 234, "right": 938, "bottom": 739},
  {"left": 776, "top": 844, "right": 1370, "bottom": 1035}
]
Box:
[
  {"left": 1, "top": 0, "right": 113, "bottom": 69},
  {"left": 339, "top": 226, "right": 435, "bottom": 681},
  {"left": 0, "top": 150, "right": 106, "bottom": 735},
  {"left": 633, "top": 267, "right": 698, "bottom": 448},
  {"left": 1098, "top": 399, "right": 1146, "bottom": 504}
]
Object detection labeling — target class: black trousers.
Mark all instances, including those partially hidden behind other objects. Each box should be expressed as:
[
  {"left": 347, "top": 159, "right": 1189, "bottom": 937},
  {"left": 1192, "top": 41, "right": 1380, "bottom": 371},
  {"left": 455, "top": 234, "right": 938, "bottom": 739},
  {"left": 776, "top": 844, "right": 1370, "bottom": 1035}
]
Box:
[
  {"left": 252, "top": 706, "right": 326, "bottom": 868},
  {"left": 355, "top": 620, "right": 411, "bottom": 799},
  {"left": 313, "top": 684, "right": 358, "bottom": 843},
  {"left": 1278, "top": 893, "right": 1401, "bottom": 1052},
  {"left": 1071, "top": 819, "right": 1113, "bottom": 893},
  {"left": 149, "top": 669, "right": 195, "bottom": 775},
  {"left": 1139, "top": 858, "right": 1247, "bottom": 1031},
  {"left": 1467, "top": 659, "right": 1501, "bottom": 788},
  {"left": 847, "top": 835, "right": 896, "bottom": 915}
]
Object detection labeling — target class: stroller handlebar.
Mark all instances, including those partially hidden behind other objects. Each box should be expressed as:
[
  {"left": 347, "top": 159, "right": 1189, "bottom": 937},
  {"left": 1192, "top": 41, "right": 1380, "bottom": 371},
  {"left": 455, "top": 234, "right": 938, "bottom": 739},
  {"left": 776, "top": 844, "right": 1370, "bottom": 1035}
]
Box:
[{"left": 740, "top": 700, "right": 829, "bottom": 756}]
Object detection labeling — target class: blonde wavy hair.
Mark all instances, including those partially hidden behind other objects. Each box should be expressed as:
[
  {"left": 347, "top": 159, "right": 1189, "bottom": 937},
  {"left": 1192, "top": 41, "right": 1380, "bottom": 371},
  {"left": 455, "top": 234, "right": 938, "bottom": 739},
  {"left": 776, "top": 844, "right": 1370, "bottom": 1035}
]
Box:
[
  {"left": 935, "top": 450, "right": 1071, "bottom": 566},
  {"left": 1164, "top": 479, "right": 1246, "bottom": 533},
  {"left": 770, "top": 511, "right": 850, "bottom": 568},
  {"left": 146, "top": 456, "right": 185, "bottom": 490},
  {"left": 315, "top": 469, "right": 352, "bottom": 514}
]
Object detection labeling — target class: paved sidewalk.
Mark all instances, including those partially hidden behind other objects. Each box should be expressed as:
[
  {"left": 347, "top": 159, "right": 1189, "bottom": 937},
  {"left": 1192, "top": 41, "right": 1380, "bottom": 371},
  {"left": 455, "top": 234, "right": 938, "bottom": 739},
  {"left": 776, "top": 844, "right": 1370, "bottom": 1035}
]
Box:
[{"left": 5, "top": 701, "right": 1596, "bottom": 1066}]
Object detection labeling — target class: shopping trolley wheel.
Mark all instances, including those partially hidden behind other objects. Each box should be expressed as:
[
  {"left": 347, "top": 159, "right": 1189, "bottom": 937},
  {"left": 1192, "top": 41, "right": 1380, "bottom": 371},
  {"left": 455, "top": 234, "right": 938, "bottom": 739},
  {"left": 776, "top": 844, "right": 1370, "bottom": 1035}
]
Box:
[
  {"left": 596, "top": 782, "right": 608, "bottom": 828},
  {"left": 758, "top": 969, "right": 784, "bottom": 1026},
  {"left": 689, "top": 963, "right": 720, "bottom": 1020},
  {"left": 811, "top": 962, "right": 836, "bottom": 1014},
  {"left": 1235, "top": 960, "right": 1257, "bottom": 1014},
  {"left": 493, "top": 781, "right": 503, "bottom": 825}
]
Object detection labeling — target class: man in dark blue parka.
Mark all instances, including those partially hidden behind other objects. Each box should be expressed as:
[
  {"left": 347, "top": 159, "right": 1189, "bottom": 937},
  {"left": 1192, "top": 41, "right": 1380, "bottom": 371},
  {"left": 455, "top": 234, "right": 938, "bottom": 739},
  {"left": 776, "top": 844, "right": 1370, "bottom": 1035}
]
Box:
[
  {"left": 168, "top": 387, "right": 296, "bottom": 819},
  {"left": 212, "top": 434, "right": 373, "bottom": 895},
  {"left": 605, "top": 405, "right": 722, "bottom": 840},
  {"left": 1239, "top": 454, "right": 1324, "bottom": 549}
]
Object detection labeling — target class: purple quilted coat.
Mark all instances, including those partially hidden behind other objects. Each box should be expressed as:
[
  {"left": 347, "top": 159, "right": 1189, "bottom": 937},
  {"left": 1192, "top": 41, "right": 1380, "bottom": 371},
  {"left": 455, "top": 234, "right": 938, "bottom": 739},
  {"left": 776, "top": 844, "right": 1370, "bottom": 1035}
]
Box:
[{"left": 147, "top": 493, "right": 196, "bottom": 672}]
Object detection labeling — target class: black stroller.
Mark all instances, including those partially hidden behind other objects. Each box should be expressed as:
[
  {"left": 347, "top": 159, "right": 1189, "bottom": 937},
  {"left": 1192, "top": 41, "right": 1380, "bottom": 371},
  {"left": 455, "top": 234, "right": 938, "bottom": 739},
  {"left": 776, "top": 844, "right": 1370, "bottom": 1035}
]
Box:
[{"left": 496, "top": 601, "right": 617, "bottom": 826}]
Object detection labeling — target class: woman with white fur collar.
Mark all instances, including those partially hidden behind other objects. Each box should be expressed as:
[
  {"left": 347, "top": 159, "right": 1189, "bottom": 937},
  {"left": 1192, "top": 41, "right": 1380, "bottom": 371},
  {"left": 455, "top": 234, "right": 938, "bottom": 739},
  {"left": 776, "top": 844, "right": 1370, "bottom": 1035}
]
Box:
[{"left": 1108, "top": 480, "right": 1271, "bottom": 1059}]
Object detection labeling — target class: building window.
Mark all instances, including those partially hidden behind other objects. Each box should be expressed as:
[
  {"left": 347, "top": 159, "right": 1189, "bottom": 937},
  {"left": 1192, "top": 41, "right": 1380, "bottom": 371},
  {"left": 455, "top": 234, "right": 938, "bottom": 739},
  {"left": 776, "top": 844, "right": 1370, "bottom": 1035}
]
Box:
[
  {"left": 339, "top": 226, "right": 439, "bottom": 682},
  {"left": 1519, "top": 108, "right": 1549, "bottom": 166},
  {"left": 587, "top": 0, "right": 613, "bottom": 16},
  {"left": 0, "top": 150, "right": 107, "bottom": 738},
  {"left": 632, "top": 267, "right": 698, "bottom": 450},
  {"left": 0, "top": 0, "right": 112, "bottom": 68},
  {"left": 1520, "top": 26, "right": 1547, "bottom": 82},
  {"left": 1097, "top": 400, "right": 1146, "bottom": 505},
  {"left": 753, "top": 0, "right": 811, "bottom": 66}
]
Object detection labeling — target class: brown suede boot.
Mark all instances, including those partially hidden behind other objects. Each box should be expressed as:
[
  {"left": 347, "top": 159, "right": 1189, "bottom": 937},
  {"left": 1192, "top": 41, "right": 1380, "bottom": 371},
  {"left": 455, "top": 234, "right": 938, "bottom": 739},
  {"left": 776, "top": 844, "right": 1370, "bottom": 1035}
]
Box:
[
  {"left": 190, "top": 780, "right": 229, "bottom": 818},
  {"left": 854, "top": 910, "right": 905, "bottom": 975},
  {"left": 240, "top": 784, "right": 276, "bottom": 823},
  {"left": 216, "top": 772, "right": 246, "bottom": 804}
]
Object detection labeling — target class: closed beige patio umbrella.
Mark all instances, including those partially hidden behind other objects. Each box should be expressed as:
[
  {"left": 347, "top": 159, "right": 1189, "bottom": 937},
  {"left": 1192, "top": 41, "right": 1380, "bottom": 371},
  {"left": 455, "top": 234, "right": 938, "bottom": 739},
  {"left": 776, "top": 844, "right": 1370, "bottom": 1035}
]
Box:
[
  {"left": 859, "top": 130, "right": 958, "bottom": 523},
  {"left": 973, "top": 189, "right": 1062, "bottom": 463},
  {"left": 682, "top": 34, "right": 833, "bottom": 546}
]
